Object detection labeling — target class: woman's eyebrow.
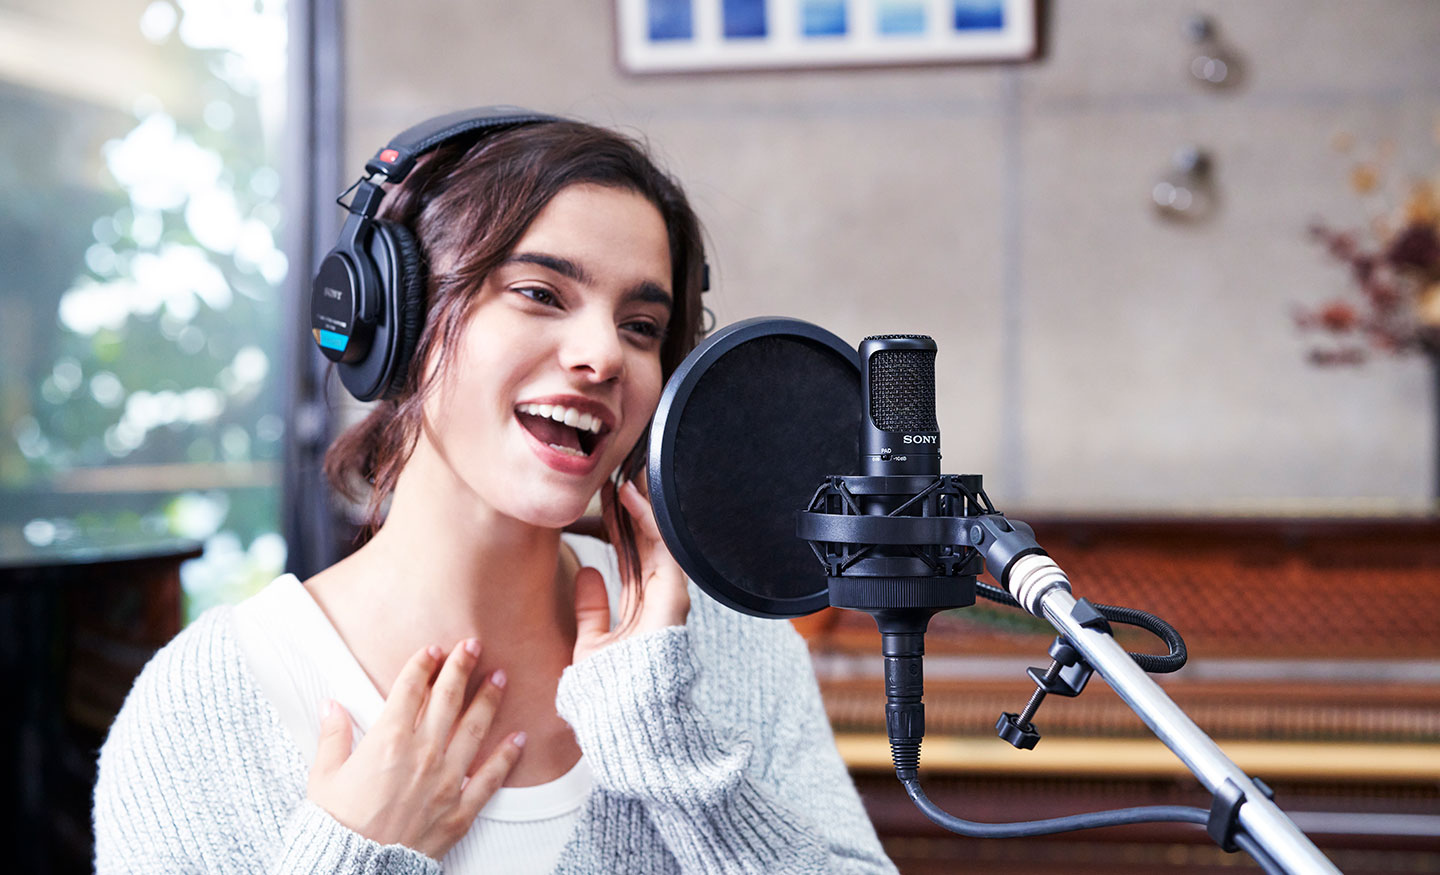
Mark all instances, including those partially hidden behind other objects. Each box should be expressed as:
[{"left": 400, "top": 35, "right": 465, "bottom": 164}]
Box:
[
  {"left": 508, "top": 251, "right": 672, "bottom": 310},
  {"left": 627, "top": 282, "right": 673, "bottom": 311},
  {"left": 507, "top": 251, "right": 592, "bottom": 284}
]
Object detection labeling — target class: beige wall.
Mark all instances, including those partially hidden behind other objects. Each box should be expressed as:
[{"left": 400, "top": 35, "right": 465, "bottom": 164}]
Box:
[{"left": 344, "top": 0, "right": 1440, "bottom": 514}]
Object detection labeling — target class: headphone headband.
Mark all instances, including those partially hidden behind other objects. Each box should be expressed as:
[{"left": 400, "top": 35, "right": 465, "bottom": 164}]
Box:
[{"left": 363, "top": 106, "right": 562, "bottom": 183}]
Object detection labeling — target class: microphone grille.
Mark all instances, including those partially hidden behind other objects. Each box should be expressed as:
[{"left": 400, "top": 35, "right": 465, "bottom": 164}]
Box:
[{"left": 868, "top": 346, "right": 938, "bottom": 432}]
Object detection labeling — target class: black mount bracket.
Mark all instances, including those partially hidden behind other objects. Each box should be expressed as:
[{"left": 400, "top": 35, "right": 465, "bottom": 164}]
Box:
[
  {"left": 1208, "top": 777, "right": 1275, "bottom": 853},
  {"left": 996, "top": 599, "right": 1106, "bottom": 750}
]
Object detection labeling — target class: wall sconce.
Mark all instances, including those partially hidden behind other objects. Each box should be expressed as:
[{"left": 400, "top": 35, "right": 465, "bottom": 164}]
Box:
[
  {"left": 1184, "top": 14, "right": 1244, "bottom": 90},
  {"left": 1152, "top": 146, "right": 1217, "bottom": 223}
]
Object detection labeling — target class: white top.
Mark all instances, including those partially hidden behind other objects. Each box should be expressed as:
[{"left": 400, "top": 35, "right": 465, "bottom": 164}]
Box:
[{"left": 230, "top": 533, "right": 623, "bottom": 873}]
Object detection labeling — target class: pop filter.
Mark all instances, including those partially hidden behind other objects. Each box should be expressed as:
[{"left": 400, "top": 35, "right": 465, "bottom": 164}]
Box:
[{"left": 647, "top": 317, "right": 860, "bottom": 619}]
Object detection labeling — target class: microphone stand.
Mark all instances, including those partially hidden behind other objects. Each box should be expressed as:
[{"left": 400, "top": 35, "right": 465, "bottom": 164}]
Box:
[
  {"left": 797, "top": 482, "right": 1342, "bottom": 875},
  {"left": 1035, "top": 583, "right": 1330, "bottom": 873}
]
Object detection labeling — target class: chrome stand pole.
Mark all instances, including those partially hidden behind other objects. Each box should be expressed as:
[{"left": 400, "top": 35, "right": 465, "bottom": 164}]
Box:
[{"left": 1038, "top": 586, "right": 1341, "bottom": 875}]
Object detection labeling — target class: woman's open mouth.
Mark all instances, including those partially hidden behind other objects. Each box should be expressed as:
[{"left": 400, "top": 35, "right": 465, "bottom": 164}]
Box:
[{"left": 515, "top": 402, "right": 610, "bottom": 460}]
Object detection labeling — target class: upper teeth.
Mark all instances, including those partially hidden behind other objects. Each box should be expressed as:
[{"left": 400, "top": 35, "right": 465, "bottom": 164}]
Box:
[{"left": 517, "top": 403, "right": 605, "bottom": 434}]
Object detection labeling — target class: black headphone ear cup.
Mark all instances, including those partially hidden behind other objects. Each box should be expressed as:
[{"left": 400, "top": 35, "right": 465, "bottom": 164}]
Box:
[{"left": 376, "top": 221, "right": 426, "bottom": 399}]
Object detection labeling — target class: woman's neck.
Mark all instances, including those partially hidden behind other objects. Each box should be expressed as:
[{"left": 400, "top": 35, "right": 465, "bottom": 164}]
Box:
[
  {"left": 308, "top": 439, "right": 581, "bottom": 693},
  {"left": 370, "top": 488, "right": 574, "bottom": 647}
]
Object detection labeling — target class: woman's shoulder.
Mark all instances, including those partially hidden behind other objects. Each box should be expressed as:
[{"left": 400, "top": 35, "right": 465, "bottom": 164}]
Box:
[
  {"left": 119, "top": 606, "right": 242, "bottom": 715},
  {"left": 100, "top": 600, "right": 298, "bottom": 774},
  {"left": 94, "top": 600, "right": 310, "bottom": 870}
]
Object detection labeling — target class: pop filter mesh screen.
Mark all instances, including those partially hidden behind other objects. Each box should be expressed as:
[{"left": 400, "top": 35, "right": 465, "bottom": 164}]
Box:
[{"left": 672, "top": 334, "right": 859, "bottom": 604}]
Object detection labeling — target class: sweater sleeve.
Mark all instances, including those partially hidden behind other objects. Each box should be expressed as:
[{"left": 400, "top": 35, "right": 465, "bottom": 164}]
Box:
[
  {"left": 92, "top": 609, "right": 440, "bottom": 875},
  {"left": 555, "top": 619, "right": 896, "bottom": 874}
]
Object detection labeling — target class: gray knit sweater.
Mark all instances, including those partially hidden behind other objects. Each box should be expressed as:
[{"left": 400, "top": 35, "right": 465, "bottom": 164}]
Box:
[{"left": 93, "top": 573, "right": 896, "bottom": 873}]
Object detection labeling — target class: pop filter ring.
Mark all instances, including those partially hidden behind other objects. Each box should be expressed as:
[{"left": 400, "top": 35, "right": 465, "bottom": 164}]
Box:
[{"left": 648, "top": 317, "right": 860, "bottom": 619}]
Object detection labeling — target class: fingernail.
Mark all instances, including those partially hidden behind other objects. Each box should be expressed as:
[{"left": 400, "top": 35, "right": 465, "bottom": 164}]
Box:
[
  {"left": 464, "top": 638, "right": 481, "bottom": 657},
  {"left": 319, "top": 699, "right": 334, "bottom": 719},
  {"left": 491, "top": 669, "right": 507, "bottom": 689},
  {"left": 512, "top": 731, "right": 527, "bottom": 749},
  {"left": 427, "top": 645, "right": 444, "bottom": 660}
]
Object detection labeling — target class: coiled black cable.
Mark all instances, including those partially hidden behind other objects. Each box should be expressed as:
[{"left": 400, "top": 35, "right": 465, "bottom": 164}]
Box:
[
  {"left": 902, "top": 777, "right": 1208, "bottom": 837},
  {"left": 902, "top": 779, "right": 1286, "bottom": 874},
  {"left": 976, "top": 580, "right": 1188, "bottom": 673}
]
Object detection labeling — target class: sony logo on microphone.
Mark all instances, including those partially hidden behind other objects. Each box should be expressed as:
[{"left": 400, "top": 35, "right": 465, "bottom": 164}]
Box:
[{"left": 902, "top": 434, "right": 937, "bottom": 444}]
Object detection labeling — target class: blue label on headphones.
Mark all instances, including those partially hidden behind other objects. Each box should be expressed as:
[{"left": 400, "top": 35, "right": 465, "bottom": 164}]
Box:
[{"left": 317, "top": 329, "right": 349, "bottom": 352}]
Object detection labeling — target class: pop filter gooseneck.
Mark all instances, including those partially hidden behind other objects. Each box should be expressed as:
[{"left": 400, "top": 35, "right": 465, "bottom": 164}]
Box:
[{"left": 647, "top": 317, "right": 860, "bottom": 619}]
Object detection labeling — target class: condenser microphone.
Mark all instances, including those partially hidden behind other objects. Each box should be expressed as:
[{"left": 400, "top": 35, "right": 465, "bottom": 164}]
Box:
[{"left": 859, "top": 335, "right": 940, "bottom": 478}]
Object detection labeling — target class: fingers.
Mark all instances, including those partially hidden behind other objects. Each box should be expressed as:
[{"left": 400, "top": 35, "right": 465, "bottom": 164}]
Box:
[
  {"left": 573, "top": 566, "right": 612, "bottom": 644},
  {"left": 616, "top": 480, "right": 662, "bottom": 543},
  {"left": 311, "top": 700, "right": 353, "bottom": 782},
  {"left": 376, "top": 644, "right": 444, "bottom": 733},
  {"left": 617, "top": 480, "right": 691, "bottom": 629},
  {"left": 459, "top": 732, "right": 527, "bottom": 813},
  {"left": 420, "top": 638, "right": 482, "bottom": 741},
  {"left": 444, "top": 669, "right": 507, "bottom": 774}
]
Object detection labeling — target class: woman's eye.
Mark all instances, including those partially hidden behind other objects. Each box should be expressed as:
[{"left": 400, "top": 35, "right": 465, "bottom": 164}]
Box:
[
  {"left": 514, "top": 286, "right": 558, "bottom": 306},
  {"left": 624, "top": 319, "right": 664, "bottom": 340}
]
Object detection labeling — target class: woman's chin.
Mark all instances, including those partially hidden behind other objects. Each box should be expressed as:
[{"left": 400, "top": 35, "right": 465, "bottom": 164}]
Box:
[{"left": 506, "top": 493, "right": 595, "bottom": 530}]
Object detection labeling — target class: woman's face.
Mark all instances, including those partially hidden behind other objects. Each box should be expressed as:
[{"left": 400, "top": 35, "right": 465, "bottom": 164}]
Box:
[{"left": 421, "top": 183, "right": 674, "bottom": 528}]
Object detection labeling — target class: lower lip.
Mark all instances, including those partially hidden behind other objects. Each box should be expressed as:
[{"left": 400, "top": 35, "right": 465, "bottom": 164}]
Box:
[{"left": 516, "top": 415, "right": 605, "bottom": 476}]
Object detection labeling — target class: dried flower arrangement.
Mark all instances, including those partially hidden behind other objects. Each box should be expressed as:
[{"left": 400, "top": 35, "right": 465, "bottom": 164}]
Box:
[{"left": 1296, "top": 126, "right": 1440, "bottom": 365}]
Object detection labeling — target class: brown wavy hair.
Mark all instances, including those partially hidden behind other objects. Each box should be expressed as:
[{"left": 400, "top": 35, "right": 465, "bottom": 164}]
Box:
[{"left": 324, "top": 119, "right": 706, "bottom": 589}]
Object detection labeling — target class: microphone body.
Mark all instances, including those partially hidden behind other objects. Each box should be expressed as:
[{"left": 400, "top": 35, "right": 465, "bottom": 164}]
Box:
[{"left": 859, "top": 335, "right": 941, "bottom": 480}]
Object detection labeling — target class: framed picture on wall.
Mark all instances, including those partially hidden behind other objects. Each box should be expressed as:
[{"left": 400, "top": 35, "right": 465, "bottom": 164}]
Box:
[{"left": 617, "top": 0, "right": 1036, "bottom": 72}]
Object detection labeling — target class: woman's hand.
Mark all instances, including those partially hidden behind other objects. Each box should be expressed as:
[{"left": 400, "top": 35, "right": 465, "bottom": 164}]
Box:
[
  {"left": 572, "top": 479, "right": 690, "bottom": 665},
  {"left": 306, "top": 640, "right": 525, "bottom": 860}
]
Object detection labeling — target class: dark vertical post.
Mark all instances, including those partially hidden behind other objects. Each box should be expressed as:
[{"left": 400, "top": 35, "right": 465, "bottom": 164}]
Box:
[
  {"left": 281, "top": 0, "right": 346, "bottom": 578},
  {"left": 1431, "top": 350, "right": 1440, "bottom": 507}
]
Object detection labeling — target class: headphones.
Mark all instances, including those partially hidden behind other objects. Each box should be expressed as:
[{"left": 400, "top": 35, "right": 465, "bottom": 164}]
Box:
[{"left": 310, "top": 106, "right": 561, "bottom": 402}]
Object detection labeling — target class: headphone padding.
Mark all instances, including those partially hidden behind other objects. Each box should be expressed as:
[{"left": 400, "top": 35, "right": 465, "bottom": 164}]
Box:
[{"left": 379, "top": 221, "right": 426, "bottom": 399}]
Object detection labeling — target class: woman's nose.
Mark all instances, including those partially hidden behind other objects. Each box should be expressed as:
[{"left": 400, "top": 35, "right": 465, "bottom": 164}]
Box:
[{"left": 560, "top": 317, "right": 626, "bottom": 383}]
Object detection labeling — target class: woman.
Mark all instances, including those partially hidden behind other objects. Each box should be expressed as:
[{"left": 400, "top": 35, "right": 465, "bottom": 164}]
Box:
[{"left": 94, "top": 112, "right": 895, "bottom": 873}]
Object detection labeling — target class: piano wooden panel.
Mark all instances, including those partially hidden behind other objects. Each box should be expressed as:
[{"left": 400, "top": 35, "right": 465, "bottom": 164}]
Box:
[{"left": 1, "top": 539, "right": 197, "bottom": 875}]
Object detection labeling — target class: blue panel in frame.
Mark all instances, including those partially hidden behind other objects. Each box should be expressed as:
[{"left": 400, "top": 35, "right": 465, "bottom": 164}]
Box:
[
  {"left": 953, "top": 0, "right": 1004, "bottom": 30},
  {"left": 801, "top": 0, "right": 846, "bottom": 36},
  {"left": 648, "top": 0, "right": 694, "bottom": 40},
  {"left": 877, "top": 0, "right": 925, "bottom": 35},
  {"left": 723, "top": 0, "right": 767, "bottom": 38}
]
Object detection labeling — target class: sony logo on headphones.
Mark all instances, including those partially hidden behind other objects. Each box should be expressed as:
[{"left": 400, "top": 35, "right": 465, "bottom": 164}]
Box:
[{"left": 323, "top": 286, "right": 344, "bottom": 300}]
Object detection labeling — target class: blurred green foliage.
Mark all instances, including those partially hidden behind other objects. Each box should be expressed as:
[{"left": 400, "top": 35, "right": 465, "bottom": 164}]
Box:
[{"left": 0, "top": 0, "right": 290, "bottom": 619}]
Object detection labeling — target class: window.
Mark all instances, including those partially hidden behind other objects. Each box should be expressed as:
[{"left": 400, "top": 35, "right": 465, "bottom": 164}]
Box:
[{"left": 0, "top": 0, "right": 291, "bottom": 618}]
